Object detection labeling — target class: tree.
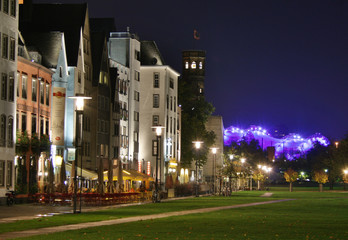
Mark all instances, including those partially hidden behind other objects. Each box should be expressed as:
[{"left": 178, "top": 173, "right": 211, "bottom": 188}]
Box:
[
  {"left": 284, "top": 168, "right": 298, "bottom": 192},
  {"left": 313, "top": 170, "right": 328, "bottom": 192},
  {"left": 178, "top": 78, "right": 216, "bottom": 168},
  {"left": 253, "top": 170, "right": 266, "bottom": 190}
]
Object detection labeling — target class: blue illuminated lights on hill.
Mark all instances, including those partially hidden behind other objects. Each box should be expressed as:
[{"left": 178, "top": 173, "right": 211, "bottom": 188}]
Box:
[{"left": 224, "top": 126, "right": 330, "bottom": 160}]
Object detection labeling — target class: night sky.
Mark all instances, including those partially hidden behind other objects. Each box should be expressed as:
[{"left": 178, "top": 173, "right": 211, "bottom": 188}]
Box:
[{"left": 35, "top": 0, "right": 348, "bottom": 140}]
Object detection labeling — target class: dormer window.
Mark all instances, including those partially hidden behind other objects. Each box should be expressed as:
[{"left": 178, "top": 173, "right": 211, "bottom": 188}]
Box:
[{"left": 191, "top": 61, "right": 196, "bottom": 69}]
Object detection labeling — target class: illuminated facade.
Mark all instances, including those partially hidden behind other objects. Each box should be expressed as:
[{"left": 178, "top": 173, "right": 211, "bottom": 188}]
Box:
[{"left": 224, "top": 125, "right": 330, "bottom": 160}]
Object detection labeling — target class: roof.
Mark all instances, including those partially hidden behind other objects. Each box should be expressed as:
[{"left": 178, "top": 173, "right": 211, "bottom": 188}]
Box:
[
  {"left": 91, "top": 31, "right": 106, "bottom": 84},
  {"left": 21, "top": 31, "right": 63, "bottom": 69},
  {"left": 20, "top": 3, "right": 87, "bottom": 66},
  {"left": 140, "top": 40, "right": 165, "bottom": 66}
]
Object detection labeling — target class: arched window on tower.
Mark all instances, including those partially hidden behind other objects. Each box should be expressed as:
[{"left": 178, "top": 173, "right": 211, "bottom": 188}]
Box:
[
  {"left": 191, "top": 61, "right": 196, "bottom": 69},
  {"left": 185, "top": 62, "right": 189, "bottom": 69},
  {"left": 199, "top": 62, "right": 203, "bottom": 69}
]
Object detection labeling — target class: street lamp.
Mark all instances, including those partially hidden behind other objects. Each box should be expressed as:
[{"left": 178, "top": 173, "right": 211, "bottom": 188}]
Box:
[
  {"left": 210, "top": 147, "right": 218, "bottom": 195},
  {"left": 343, "top": 169, "right": 348, "bottom": 191},
  {"left": 193, "top": 141, "right": 203, "bottom": 197},
  {"left": 152, "top": 126, "right": 165, "bottom": 203},
  {"left": 69, "top": 94, "right": 91, "bottom": 214}
]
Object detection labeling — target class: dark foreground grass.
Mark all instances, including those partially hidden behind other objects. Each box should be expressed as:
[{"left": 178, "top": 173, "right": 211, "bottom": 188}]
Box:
[
  {"left": 16, "top": 191, "right": 348, "bottom": 240},
  {"left": 0, "top": 192, "right": 270, "bottom": 234}
]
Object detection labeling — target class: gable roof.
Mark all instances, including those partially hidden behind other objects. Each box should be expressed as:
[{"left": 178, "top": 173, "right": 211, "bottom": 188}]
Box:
[{"left": 19, "top": 3, "right": 87, "bottom": 66}]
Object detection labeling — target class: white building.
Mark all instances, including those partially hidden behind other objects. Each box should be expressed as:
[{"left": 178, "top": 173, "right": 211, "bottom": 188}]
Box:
[
  {"left": 108, "top": 31, "right": 140, "bottom": 170},
  {"left": 0, "top": 0, "right": 18, "bottom": 199},
  {"left": 139, "top": 41, "right": 180, "bottom": 187}
]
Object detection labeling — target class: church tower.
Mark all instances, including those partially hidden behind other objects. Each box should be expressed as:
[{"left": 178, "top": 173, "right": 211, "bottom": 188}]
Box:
[{"left": 181, "top": 50, "right": 206, "bottom": 97}]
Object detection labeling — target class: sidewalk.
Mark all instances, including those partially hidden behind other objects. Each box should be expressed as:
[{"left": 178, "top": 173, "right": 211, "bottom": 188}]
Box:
[{"left": 0, "top": 198, "right": 295, "bottom": 240}]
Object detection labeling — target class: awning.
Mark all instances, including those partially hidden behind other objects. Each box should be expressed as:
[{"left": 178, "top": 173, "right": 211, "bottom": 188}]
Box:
[
  {"left": 101, "top": 169, "right": 154, "bottom": 182},
  {"left": 65, "top": 162, "right": 97, "bottom": 179}
]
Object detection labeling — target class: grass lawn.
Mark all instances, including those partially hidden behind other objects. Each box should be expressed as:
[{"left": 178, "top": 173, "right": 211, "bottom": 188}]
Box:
[
  {"left": 0, "top": 192, "right": 271, "bottom": 234},
  {"left": 14, "top": 190, "right": 348, "bottom": 240}
]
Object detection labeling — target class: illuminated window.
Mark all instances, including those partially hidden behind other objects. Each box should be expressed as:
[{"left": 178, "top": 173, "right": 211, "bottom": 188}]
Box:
[
  {"left": 185, "top": 62, "right": 189, "bottom": 69},
  {"left": 191, "top": 61, "right": 196, "bottom": 69},
  {"left": 22, "top": 75, "right": 27, "bottom": 99},
  {"left": 199, "top": 62, "right": 203, "bottom": 69},
  {"left": 31, "top": 78, "right": 37, "bottom": 102}
]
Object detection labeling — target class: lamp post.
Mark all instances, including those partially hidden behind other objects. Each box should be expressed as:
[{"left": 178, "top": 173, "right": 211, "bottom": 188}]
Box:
[
  {"left": 69, "top": 94, "right": 91, "bottom": 214},
  {"left": 193, "top": 141, "right": 203, "bottom": 197},
  {"left": 152, "top": 126, "right": 165, "bottom": 203},
  {"left": 210, "top": 147, "right": 218, "bottom": 195}
]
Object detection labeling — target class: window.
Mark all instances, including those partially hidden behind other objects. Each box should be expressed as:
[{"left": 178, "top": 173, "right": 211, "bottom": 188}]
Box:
[
  {"left": 1, "top": 73, "right": 7, "bottom": 100},
  {"left": 185, "top": 62, "right": 189, "bottom": 69},
  {"left": 31, "top": 78, "right": 37, "bottom": 102},
  {"left": 153, "top": 73, "right": 159, "bottom": 88},
  {"left": 114, "top": 123, "right": 119, "bottom": 136},
  {"left": 134, "top": 91, "right": 139, "bottom": 101},
  {"left": 135, "top": 50, "right": 140, "bottom": 61},
  {"left": 170, "top": 96, "right": 173, "bottom": 111},
  {"left": 0, "top": 161, "right": 5, "bottom": 187},
  {"left": 40, "top": 81, "right": 44, "bottom": 104},
  {"left": 191, "top": 61, "right": 196, "bottom": 69},
  {"left": 59, "top": 67, "right": 62, "bottom": 78},
  {"left": 199, "top": 62, "right": 203, "bottom": 69},
  {"left": 0, "top": 115, "right": 6, "bottom": 146},
  {"left": 113, "top": 147, "right": 119, "bottom": 158},
  {"left": 83, "top": 38, "right": 89, "bottom": 55},
  {"left": 134, "top": 111, "right": 139, "bottom": 121},
  {"left": 78, "top": 71, "right": 81, "bottom": 83},
  {"left": 166, "top": 95, "right": 169, "bottom": 109},
  {"left": 134, "top": 70, "right": 140, "bottom": 81},
  {"left": 134, "top": 131, "right": 138, "bottom": 142},
  {"left": 21, "top": 113, "right": 26, "bottom": 131},
  {"left": 31, "top": 114, "right": 36, "bottom": 134},
  {"left": 40, "top": 117, "right": 44, "bottom": 136},
  {"left": 174, "top": 97, "right": 176, "bottom": 112},
  {"left": 45, "top": 119, "right": 49, "bottom": 135},
  {"left": 7, "top": 116, "right": 13, "bottom": 147},
  {"left": 2, "top": 34, "right": 8, "bottom": 59},
  {"left": 3, "top": 0, "right": 9, "bottom": 14},
  {"left": 84, "top": 64, "right": 89, "bottom": 81},
  {"left": 7, "top": 161, "right": 12, "bottom": 187},
  {"left": 170, "top": 78, "right": 174, "bottom": 89},
  {"left": 10, "top": 0, "right": 16, "bottom": 17},
  {"left": 22, "top": 75, "right": 27, "bottom": 99},
  {"left": 153, "top": 115, "right": 159, "bottom": 126},
  {"left": 152, "top": 140, "right": 158, "bottom": 156},
  {"left": 46, "top": 83, "right": 49, "bottom": 106},
  {"left": 9, "top": 38, "right": 15, "bottom": 61},
  {"left": 153, "top": 94, "right": 159, "bottom": 108},
  {"left": 8, "top": 72, "right": 14, "bottom": 102},
  {"left": 170, "top": 117, "right": 172, "bottom": 133}
]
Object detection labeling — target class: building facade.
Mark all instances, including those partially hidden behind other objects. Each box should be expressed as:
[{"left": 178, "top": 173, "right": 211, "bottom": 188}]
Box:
[
  {"left": 139, "top": 41, "right": 180, "bottom": 188},
  {"left": 0, "top": 0, "right": 18, "bottom": 200},
  {"left": 108, "top": 31, "right": 140, "bottom": 171}
]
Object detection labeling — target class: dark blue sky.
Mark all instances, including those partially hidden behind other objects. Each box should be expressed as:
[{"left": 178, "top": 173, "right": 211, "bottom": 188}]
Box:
[{"left": 36, "top": 0, "right": 348, "bottom": 140}]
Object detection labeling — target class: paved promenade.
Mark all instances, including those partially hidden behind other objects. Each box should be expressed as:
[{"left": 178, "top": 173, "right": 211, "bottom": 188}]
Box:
[{"left": 0, "top": 198, "right": 295, "bottom": 240}]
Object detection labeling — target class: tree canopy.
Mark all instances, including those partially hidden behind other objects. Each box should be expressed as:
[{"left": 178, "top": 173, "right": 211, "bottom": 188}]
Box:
[{"left": 178, "top": 78, "right": 216, "bottom": 168}]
